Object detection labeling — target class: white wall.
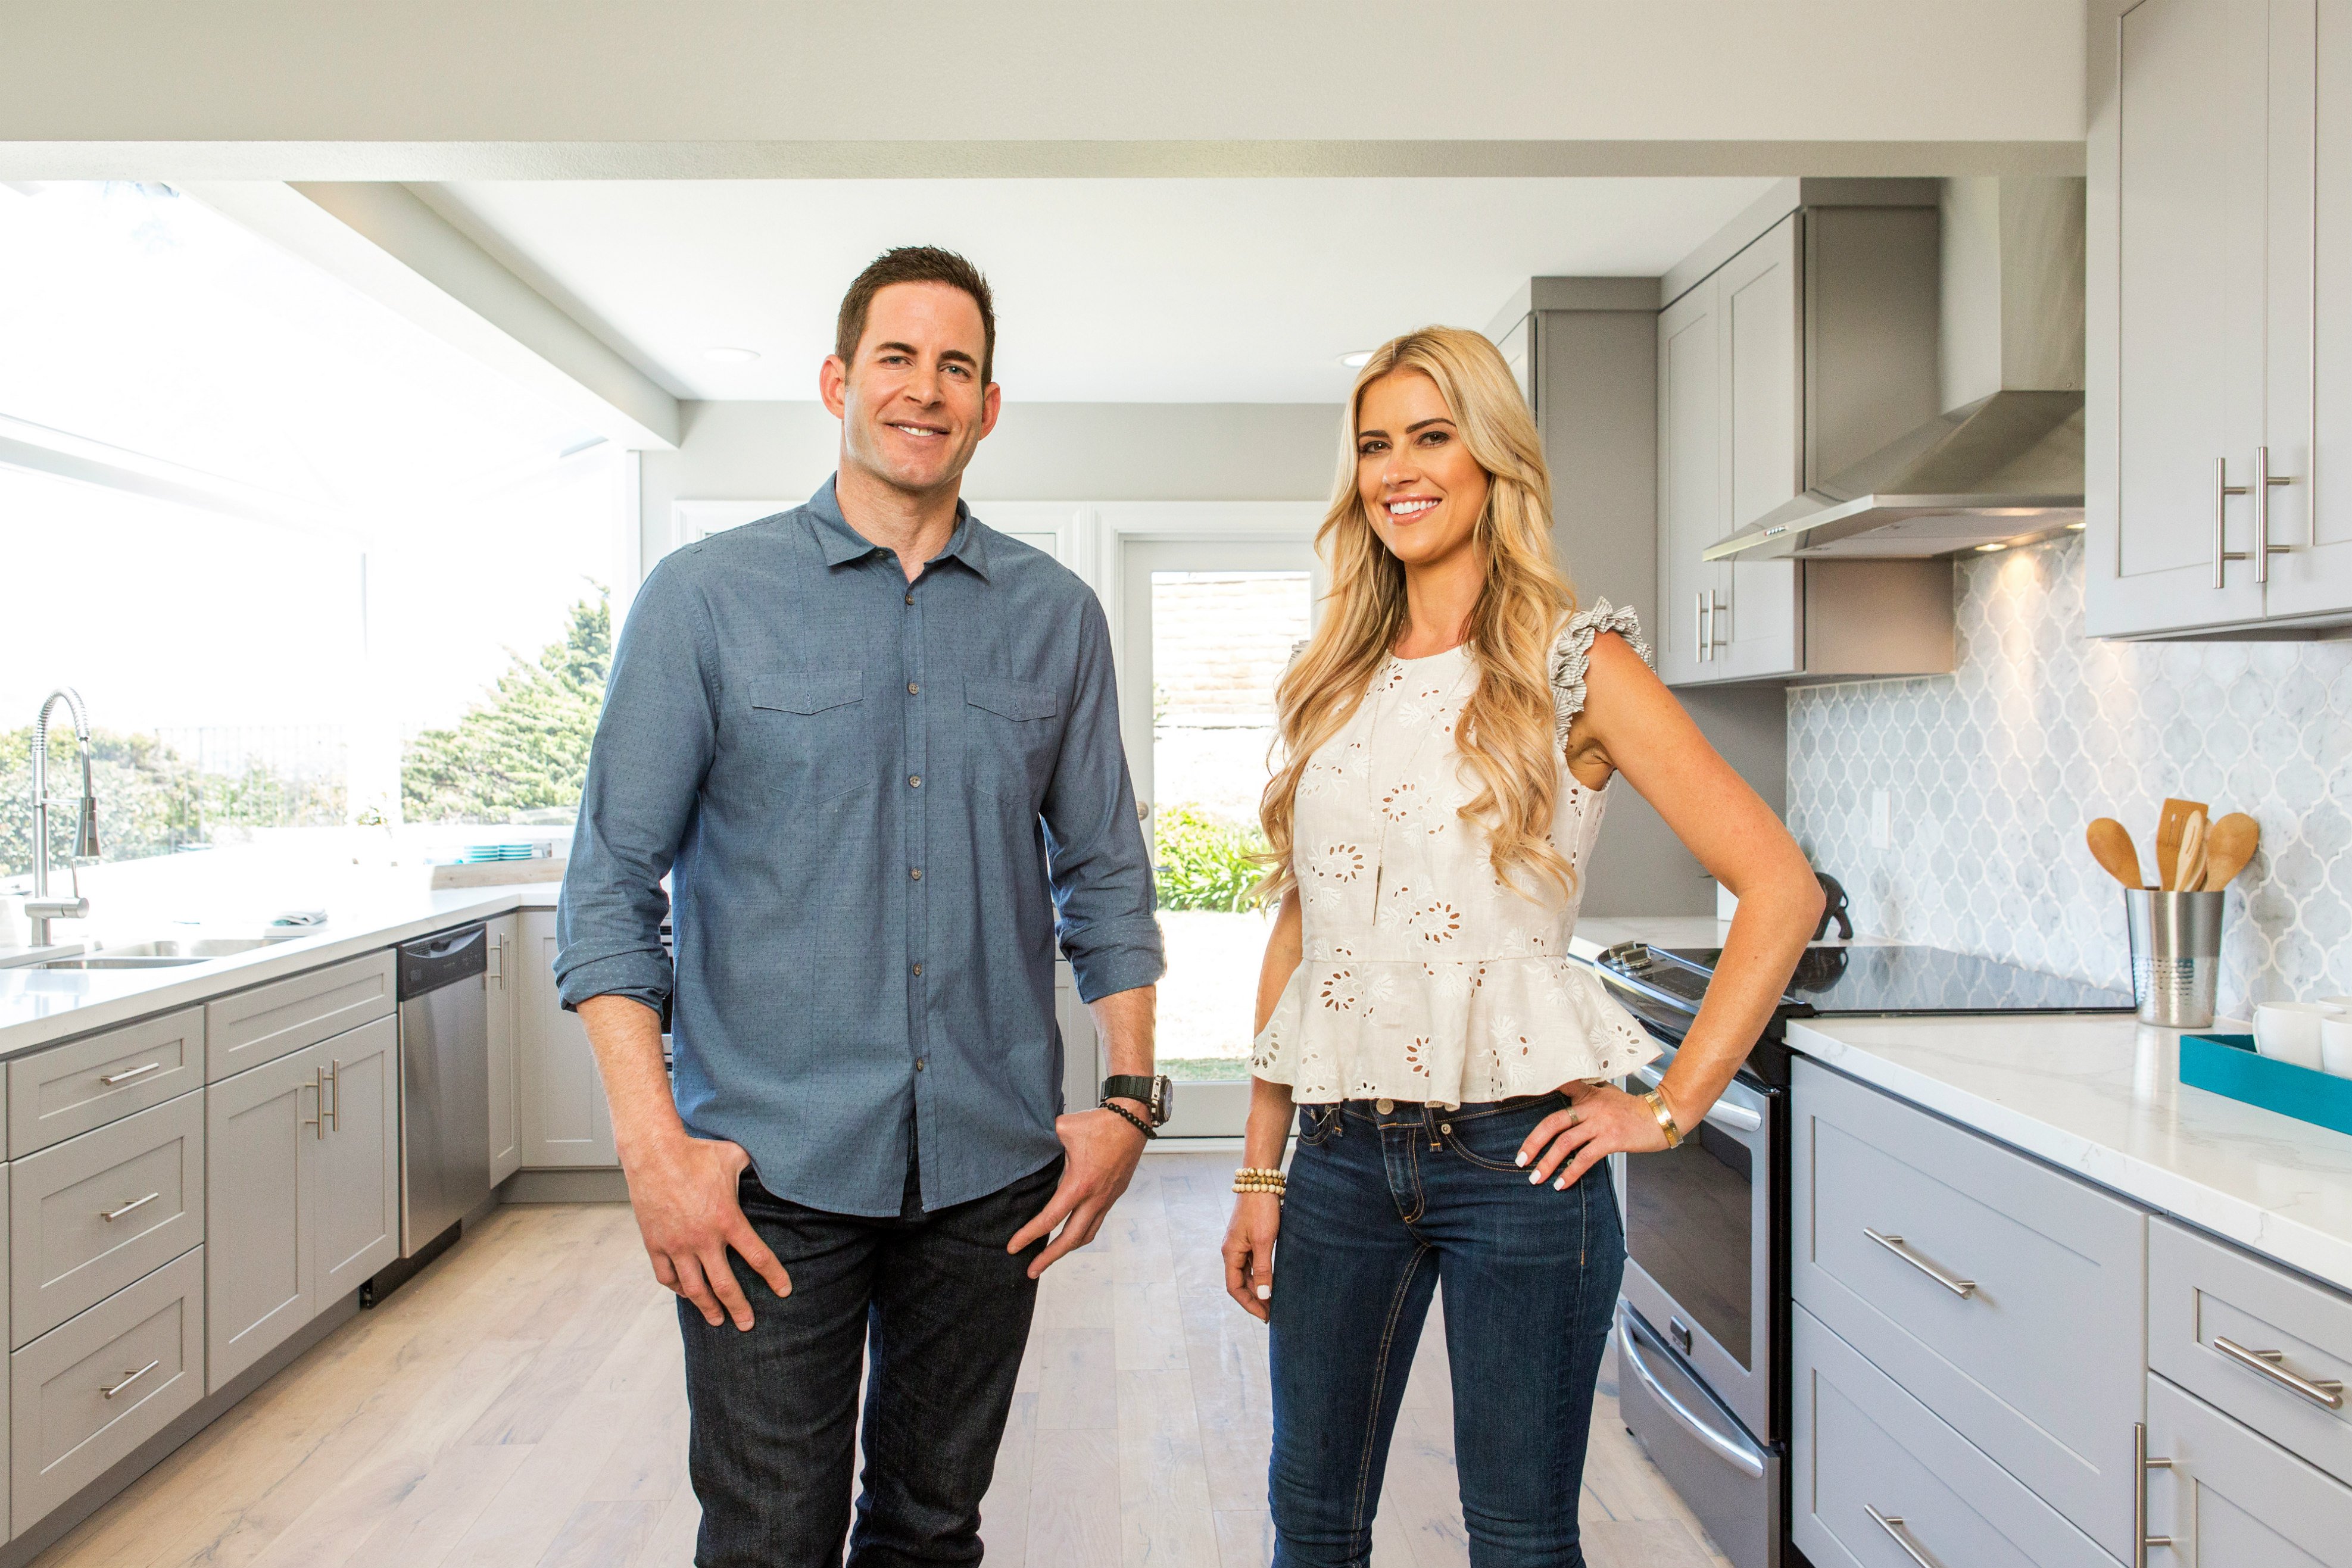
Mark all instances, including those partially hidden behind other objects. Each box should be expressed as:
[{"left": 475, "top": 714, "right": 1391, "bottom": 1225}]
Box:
[
  {"left": 638, "top": 400, "right": 1342, "bottom": 568},
  {"left": 3, "top": 2, "right": 2084, "bottom": 177}
]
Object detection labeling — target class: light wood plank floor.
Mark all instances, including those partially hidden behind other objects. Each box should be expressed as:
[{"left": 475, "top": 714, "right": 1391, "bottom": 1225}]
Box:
[{"left": 36, "top": 1153, "right": 1731, "bottom": 1568}]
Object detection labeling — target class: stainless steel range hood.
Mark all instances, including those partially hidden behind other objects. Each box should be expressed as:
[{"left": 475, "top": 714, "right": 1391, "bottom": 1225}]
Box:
[
  {"left": 1704, "top": 389, "right": 2082, "bottom": 561},
  {"left": 1709, "top": 177, "right": 2085, "bottom": 564}
]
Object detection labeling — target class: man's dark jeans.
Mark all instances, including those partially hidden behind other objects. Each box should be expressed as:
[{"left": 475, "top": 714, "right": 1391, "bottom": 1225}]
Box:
[{"left": 682, "top": 1157, "right": 1060, "bottom": 1567}]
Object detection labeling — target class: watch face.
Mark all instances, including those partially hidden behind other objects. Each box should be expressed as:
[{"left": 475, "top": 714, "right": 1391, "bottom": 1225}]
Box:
[{"left": 1153, "top": 1076, "right": 1175, "bottom": 1125}]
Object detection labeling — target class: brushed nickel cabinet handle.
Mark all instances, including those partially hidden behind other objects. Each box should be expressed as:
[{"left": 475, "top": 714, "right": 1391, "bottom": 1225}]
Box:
[
  {"left": 306, "top": 1073, "right": 323, "bottom": 1139},
  {"left": 325, "top": 1059, "right": 340, "bottom": 1132},
  {"left": 1865, "top": 1506, "right": 1936, "bottom": 1568},
  {"left": 1695, "top": 591, "right": 1708, "bottom": 663},
  {"left": 99, "top": 1192, "right": 159, "bottom": 1223},
  {"left": 2212, "top": 1334, "right": 2344, "bottom": 1408},
  {"left": 1863, "top": 1228, "right": 1977, "bottom": 1298},
  {"left": 98, "top": 1061, "right": 163, "bottom": 1086},
  {"left": 2254, "top": 445, "right": 2297, "bottom": 583},
  {"left": 2136, "top": 1422, "right": 2173, "bottom": 1566},
  {"left": 101, "top": 1358, "right": 160, "bottom": 1400},
  {"left": 2217, "top": 457, "right": 2250, "bottom": 587},
  {"left": 1710, "top": 590, "right": 1726, "bottom": 652}
]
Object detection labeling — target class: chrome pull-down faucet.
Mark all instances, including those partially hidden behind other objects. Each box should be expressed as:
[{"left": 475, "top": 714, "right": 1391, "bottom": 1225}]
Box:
[{"left": 25, "top": 688, "right": 100, "bottom": 947}]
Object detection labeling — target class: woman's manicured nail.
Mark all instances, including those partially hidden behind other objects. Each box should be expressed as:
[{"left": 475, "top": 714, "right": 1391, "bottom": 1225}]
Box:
[
  {"left": 1528, "top": 1169, "right": 1544, "bottom": 1185},
  {"left": 1514, "top": 1151, "right": 1529, "bottom": 1167},
  {"left": 1553, "top": 1176, "right": 1567, "bottom": 1191},
  {"left": 1256, "top": 1284, "right": 1271, "bottom": 1300}
]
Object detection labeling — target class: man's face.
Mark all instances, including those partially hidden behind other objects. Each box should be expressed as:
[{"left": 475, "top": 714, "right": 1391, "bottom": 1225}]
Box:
[{"left": 821, "top": 281, "right": 1001, "bottom": 499}]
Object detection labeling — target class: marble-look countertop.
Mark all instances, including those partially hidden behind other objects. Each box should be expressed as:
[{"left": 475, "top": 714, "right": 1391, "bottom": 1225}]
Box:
[{"left": 0, "top": 883, "right": 563, "bottom": 1060}]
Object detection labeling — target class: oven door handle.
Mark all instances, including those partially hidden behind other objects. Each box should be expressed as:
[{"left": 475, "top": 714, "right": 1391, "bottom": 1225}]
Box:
[
  {"left": 1627, "top": 1064, "right": 1763, "bottom": 1134},
  {"left": 1615, "top": 1314, "right": 1766, "bottom": 1480}
]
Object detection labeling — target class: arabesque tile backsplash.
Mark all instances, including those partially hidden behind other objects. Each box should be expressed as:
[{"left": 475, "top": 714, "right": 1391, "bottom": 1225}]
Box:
[{"left": 1787, "top": 532, "right": 2352, "bottom": 1019}]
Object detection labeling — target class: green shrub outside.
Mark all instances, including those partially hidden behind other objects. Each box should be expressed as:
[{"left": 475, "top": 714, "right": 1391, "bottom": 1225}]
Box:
[{"left": 1153, "top": 804, "right": 1269, "bottom": 913}]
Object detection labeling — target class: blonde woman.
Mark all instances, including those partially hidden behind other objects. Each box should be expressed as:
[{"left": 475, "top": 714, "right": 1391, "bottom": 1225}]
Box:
[{"left": 1223, "top": 327, "right": 1821, "bottom": 1568}]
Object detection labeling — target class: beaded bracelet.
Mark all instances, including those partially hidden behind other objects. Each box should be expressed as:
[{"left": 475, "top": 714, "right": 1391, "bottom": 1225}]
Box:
[{"left": 1232, "top": 1166, "right": 1287, "bottom": 1196}]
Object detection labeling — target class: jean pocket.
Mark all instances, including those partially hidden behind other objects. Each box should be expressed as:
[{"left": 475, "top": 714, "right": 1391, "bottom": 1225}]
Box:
[
  {"left": 1294, "top": 1102, "right": 1342, "bottom": 1147},
  {"left": 1440, "top": 1097, "right": 1565, "bottom": 1173}
]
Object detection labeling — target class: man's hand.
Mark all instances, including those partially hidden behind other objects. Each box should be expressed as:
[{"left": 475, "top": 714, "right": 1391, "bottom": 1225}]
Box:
[
  {"left": 1006, "top": 1106, "right": 1148, "bottom": 1278},
  {"left": 622, "top": 1129, "right": 792, "bottom": 1330}
]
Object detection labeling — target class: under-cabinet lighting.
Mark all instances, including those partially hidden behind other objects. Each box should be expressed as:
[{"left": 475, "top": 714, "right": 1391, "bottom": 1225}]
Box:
[{"left": 1976, "top": 542, "right": 2008, "bottom": 553}]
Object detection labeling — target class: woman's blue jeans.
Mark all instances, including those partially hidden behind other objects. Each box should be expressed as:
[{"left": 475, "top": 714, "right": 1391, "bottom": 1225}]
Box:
[{"left": 1268, "top": 1094, "right": 1625, "bottom": 1568}]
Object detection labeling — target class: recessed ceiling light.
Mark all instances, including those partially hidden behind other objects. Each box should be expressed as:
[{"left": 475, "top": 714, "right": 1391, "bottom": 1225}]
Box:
[
  {"left": 703, "top": 346, "right": 760, "bottom": 364},
  {"left": 1975, "top": 542, "right": 2009, "bottom": 553},
  {"left": 1337, "top": 350, "right": 1372, "bottom": 368}
]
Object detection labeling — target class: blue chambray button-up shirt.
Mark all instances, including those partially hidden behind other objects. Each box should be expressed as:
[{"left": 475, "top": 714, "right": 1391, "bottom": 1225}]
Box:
[{"left": 556, "top": 476, "right": 1163, "bottom": 1217}]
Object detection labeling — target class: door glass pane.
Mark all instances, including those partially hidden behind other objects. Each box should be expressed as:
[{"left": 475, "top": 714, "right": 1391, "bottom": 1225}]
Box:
[
  {"left": 1625, "top": 1120, "right": 1754, "bottom": 1368},
  {"left": 1150, "top": 569, "right": 1312, "bottom": 1083}
]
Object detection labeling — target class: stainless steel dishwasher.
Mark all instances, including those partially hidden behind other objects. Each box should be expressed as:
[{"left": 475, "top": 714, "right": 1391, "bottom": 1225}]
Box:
[{"left": 397, "top": 924, "right": 491, "bottom": 1255}]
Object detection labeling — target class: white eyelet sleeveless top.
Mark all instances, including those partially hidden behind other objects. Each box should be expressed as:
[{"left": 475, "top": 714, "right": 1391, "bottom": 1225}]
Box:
[{"left": 1249, "top": 601, "right": 1662, "bottom": 1107}]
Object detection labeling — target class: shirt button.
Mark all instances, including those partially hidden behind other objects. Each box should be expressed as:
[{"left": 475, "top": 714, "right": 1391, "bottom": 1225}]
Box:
[
  {"left": 912, "top": 962, "right": 923, "bottom": 976},
  {"left": 915, "top": 1057, "right": 927, "bottom": 1072},
  {"left": 1375, "top": 1098, "right": 1395, "bottom": 1114},
  {"left": 909, "top": 867, "right": 922, "bottom": 880},
  {"left": 907, "top": 682, "right": 920, "bottom": 695},
  {"left": 904, "top": 592, "right": 915, "bottom": 605},
  {"left": 909, "top": 774, "right": 922, "bottom": 788}
]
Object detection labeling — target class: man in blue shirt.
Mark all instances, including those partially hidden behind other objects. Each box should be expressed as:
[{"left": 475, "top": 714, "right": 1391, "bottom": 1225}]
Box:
[{"left": 557, "top": 246, "right": 1166, "bottom": 1567}]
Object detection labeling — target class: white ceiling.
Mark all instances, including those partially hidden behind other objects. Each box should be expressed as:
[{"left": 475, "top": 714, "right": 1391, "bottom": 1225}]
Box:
[{"left": 425, "top": 178, "right": 1776, "bottom": 404}]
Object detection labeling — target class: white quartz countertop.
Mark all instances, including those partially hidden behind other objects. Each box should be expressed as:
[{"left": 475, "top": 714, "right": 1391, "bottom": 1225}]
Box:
[{"left": 0, "top": 883, "right": 562, "bottom": 1060}]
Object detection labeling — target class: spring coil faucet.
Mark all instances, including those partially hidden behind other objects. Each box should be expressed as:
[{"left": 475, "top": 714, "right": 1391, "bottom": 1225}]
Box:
[{"left": 25, "top": 688, "right": 100, "bottom": 947}]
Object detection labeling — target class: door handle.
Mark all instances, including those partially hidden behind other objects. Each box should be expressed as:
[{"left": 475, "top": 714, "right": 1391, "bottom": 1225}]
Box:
[
  {"left": 2135, "top": 1422, "right": 2173, "bottom": 1566},
  {"left": 1709, "top": 590, "right": 1726, "bottom": 652},
  {"left": 99, "top": 1192, "right": 160, "bottom": 1223},
  {"left": 323, "top": 1059, "right": 340, "bottom": 1132},
  {"left": 2254, "top": 444, "right": 2297, "bottom": 583},
  {"left": 1864, "top": 1506, "right": 1938, "bottom": 1568},
  {"left": 1627, "top": 1064, "right": 1761, "bottom": 1133},
  {"left": 1615, "top": 1314, "right": 1765, "bottom": 1479},
  {"left": 98, "top": 1061, "right": 164, "bottom": 1086},
  {"left": 1695, "top": 591, "right": 1708, "bottom": 663},
  {"left": 101, "top": 1358, "right": 161, "bottom": 1400},
  {"left": 306, "top": 1075, "right": 323, "bottom": 1139},
  {"left": 488, "top": 933, "right": 504, "bottom": 988},
  {"left": 2211, "top": 1334, "right": 2344, "bottom": 1408},
  {"left": 2216, "top": 456, "right": 2250, "bottom": 586},
  {"left": 1863, "top": 1228, "right": 1977, "bottom": 1298}
]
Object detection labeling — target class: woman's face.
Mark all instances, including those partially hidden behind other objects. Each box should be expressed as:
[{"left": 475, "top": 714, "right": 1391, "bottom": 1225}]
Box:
[{"left": 1355, "top": 368, "right": 1490, "bottom": 571}]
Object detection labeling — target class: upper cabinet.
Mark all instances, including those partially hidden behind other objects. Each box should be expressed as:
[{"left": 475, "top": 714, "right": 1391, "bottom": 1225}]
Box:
[
  {"left": 2088, "top": 0, "right": 2352, "bottom": 635},
  {"left": 1656, "top": 188, "right": 1954, "bottom": 687}
]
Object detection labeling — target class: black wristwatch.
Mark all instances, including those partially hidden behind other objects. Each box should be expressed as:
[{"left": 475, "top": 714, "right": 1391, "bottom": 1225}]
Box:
[{"left": 1102, "top": 1074, "right": 1174, "bottom": 1132}]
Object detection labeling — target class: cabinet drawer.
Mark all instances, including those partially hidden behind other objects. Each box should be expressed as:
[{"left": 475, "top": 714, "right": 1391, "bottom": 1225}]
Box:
[
  {"left": 10, "top": 1092, "right": 203, "bottom": 1347},
  {"left": 205, "top": 951, "right": 393, "bottom": 1082},
  {"left": 1793, "top": 1307, "right": 2111, "bottom": 1568},
  {"left": 8, "top": 1007, "right": 202, "bottom": 1158},
  {"left": 11, "top": 1248, "right": 203, "bottom": 1535},
  {"left": 2146, "top": 1372, "right": 2352, "bottom": 1567},
  {"left": 1792, "top": 1059, "right": 2146, "bottom": 1560},
  {"left": 2152, "top": 1217, "right": 2352, "bottom": 1484}
]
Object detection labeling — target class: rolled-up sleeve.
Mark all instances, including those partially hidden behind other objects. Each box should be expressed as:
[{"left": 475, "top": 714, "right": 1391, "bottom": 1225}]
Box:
[
  {"left": 556, "top": 558, "right": 718, "bottom": 1012},
  {"left": 1040, "top": 597, "right": 1165, "bottom": 1002}
]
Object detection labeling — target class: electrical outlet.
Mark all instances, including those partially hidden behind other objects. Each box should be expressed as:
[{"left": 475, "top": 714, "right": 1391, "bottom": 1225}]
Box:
[{"left": 1869, "top": 789, "right": 1894, "bottom": 851}]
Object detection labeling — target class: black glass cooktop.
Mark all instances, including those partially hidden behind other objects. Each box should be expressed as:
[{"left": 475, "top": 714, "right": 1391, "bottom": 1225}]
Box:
[{"left": 1608, "top": 944, "right": 2135, "bottom": 1017}]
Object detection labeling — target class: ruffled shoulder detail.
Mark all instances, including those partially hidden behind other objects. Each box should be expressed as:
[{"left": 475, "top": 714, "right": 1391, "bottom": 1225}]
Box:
[{"left": 1549, "top": 598, "right": 1651, "bottom": 749}]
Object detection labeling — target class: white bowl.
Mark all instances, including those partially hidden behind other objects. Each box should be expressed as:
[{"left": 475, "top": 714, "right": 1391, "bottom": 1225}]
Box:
[{"left": 2253, "top": 1001, "right": 2344, "bottom": 1072}]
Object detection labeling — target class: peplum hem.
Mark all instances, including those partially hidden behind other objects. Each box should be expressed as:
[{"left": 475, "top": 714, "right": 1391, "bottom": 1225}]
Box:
[{"left": 1249, "top": 955, "right": 1661, "bottom": 1107}]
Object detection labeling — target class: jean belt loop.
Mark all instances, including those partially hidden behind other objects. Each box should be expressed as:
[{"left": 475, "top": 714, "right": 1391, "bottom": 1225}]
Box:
[{"left": 1424, "top": 1103, "right": 1440, "bottom": 1150}]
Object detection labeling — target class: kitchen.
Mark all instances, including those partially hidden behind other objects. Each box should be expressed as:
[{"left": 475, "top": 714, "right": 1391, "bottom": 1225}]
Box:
[{"left": 0, "top": 3, "right": 2347, "bottom": 1566}]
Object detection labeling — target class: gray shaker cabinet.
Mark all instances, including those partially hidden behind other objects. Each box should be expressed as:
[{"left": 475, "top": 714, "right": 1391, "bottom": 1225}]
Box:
[
  {"left": 1712, "top": 215, "right": 1803, "bottom": 682},
  {"left": 1657, "top": 271, "right": 1726, "bottom": 685},
  {"left": 517, "top": 910, "right": 617, "bottom": 1169},
  {"left": 485, "top": 913, "right": 521, "bottom": 1186},
  {"left": 311, "top": 1016, "right": 398, "bottom": 1302},
  {"left": 2145, "top": 1371, "right": 2352, "bottom": 1566},
  {"left": 204, "top": 1042, "right": 316, "bottom": 1391}
]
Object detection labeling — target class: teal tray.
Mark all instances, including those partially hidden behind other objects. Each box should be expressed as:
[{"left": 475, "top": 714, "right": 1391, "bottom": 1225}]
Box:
[{"left": 2179, "top": 1033, "right": 2352, "bottom": 1139}]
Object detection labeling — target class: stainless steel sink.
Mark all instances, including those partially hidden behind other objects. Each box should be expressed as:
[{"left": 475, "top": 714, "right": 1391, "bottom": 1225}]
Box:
[{"left": 32, "top": 937, "right": 274, "bottom": 972}]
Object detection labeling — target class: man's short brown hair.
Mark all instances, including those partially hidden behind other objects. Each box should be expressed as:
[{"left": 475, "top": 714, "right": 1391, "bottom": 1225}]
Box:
[{"left": 835, "top": 246, "right": 997, "bottom": 385}]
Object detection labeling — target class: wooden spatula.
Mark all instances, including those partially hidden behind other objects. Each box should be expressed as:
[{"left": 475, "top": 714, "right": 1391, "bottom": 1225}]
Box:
[
  {"left": 2156, "top": 797, "right": 2208, "bottom": 891},
  {"left": 2201, "top": 812, "right": 2261, "bottom": 890},
  {"left": 2086, "top": 819, "right": 2147, "bottom": 888},
  {"left": 2176, "top": 810, "right": 2209, "bottom": 896}
]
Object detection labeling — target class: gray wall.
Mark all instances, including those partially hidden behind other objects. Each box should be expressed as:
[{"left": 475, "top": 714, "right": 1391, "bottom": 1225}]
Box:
[
  {"left": 1535, "top": 304, "right": 1789, "bottom": 918},
  {"left": 638, "top": 399, "right": 1342, "bottom": 563}
]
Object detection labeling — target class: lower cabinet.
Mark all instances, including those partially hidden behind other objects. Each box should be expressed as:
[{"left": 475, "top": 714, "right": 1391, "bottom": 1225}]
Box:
[
  {"left": 205, "top": 1015, "right": 400, "bottom": 1392},
  {"left": 11, "top": 1247, "right": 202, "bottom": 1535},
  {"left": 486, "top": 913, "right": 522, "bottom": 1185},
  {"left": 2145, "top": 1372, "right": 2352, "bottom": 1566},
  {"left": 1792, "top": 1305, "right": 2111, "bottom": 1568},
  {"left": 516, "top": 909, "right": 617, "bottom": 1168}
]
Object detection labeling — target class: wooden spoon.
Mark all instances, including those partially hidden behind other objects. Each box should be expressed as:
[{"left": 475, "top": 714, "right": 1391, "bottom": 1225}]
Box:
[
  {"left": 2156, "top": 797, "right": 2208, "bottom": 891},
  {"left": 2176, "top": 810, "right": 2208, "bottom": 896},
  {"left": 2086, "top": 818, "right": 2147, "bottom": 888},
  {"left": 2201, "top": 812, "right": 2261, "bottom": 890}
]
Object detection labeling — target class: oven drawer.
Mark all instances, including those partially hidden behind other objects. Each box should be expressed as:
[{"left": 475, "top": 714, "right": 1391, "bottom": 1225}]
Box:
[
  {"left": 1793, "top": 1305, "right": 2113, "bottom": 1568},
  {"left": 1792, "top": 1059, "right": 2146, "bottom": 1561},
  {"left": 2151, "top": 1216, "right": 2352, "bottom": 1483}
]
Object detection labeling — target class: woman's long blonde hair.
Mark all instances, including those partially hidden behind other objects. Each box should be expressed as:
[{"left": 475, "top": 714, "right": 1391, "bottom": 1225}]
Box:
[{"left": 1259, "top": 326, "right": 1577, "bottom": 905}]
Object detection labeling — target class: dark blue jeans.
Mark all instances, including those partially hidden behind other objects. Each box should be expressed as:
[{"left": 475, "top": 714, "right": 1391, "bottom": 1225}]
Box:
[
  {"left": 1268, "top": 1095, "right": 1624, "bottom": 1568},
  {"left": 680, "top": 1156, "right": 1059, "bottom": 1567}
]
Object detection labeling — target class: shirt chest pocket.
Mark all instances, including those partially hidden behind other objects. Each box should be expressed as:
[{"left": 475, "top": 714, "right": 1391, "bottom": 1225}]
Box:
[
  {"left": 745, "top": 669, "right": 870, "bottom": 802},
  {"left": 963, "top": 676, "right": 1062, "bottom": 801}
]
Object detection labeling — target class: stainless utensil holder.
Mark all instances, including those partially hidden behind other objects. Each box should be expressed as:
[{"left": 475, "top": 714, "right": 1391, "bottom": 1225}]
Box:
[{"left": 2126, "top": 889, "right": 2226, "bottom": 1028}]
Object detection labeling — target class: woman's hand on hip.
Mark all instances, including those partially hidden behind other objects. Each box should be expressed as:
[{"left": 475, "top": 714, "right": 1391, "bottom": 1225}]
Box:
[
  {"left": 1222, "top": 1193, "right": 1283, "bottom": 1322},
  {"left": 1516, "top": 1082, "right": 1669, "bottom": 1190}
]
